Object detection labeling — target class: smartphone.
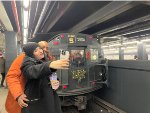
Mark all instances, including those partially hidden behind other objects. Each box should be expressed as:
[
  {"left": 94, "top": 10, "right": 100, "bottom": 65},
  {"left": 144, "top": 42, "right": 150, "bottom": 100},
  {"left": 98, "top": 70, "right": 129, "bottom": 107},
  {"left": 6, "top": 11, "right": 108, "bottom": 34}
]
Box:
[{"left": 60, "top": 50, "right": 69, "bottom": 60}]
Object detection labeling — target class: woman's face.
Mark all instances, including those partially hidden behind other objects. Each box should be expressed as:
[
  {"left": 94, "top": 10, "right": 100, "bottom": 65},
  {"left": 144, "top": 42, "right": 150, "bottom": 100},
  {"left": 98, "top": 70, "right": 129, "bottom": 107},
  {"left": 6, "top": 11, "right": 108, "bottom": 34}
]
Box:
[{"left": 33, "top": 47, "right": 44, "bottom": 60}]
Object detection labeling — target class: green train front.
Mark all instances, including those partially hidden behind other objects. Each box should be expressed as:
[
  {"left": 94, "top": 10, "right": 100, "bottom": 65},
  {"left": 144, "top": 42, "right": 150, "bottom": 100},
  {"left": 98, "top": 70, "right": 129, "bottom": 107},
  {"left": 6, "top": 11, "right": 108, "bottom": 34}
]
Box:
[{"left": 48, "top": 33, "right": 107, "bottom": 97}]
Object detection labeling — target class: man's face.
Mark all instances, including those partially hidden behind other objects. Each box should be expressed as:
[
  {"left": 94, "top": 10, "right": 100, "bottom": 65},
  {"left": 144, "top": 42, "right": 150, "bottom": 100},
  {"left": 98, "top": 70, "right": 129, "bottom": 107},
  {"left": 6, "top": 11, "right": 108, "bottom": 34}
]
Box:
[{"left": 40, "top": 42, "right": 49, "bottom": 54}]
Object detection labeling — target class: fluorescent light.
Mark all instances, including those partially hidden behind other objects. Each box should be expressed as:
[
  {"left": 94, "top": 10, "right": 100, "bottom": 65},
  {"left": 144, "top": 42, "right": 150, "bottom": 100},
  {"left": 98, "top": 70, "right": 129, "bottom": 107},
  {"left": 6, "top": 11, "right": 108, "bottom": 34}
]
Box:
[
  {"left": 123, "top": 41, "right": 137, "bottom": 45},
  {"left": 101, "top": 45, "right": 108, "bottom": 48},
  {"left": 141, "top": 35, "right": 145, "bottom": 37},
  {"left": 133, "top": 36, "right": 139, "bottom": 38},
  {"left": 126, "top": 46, "right": 137, "bottom": 49},
  {"left": 109, "top": 36, "right": 120, "bottom": 39},
  {"left": 23, "top": 0, "right": 30, "bottom": 9},
  {"left": 141, "top": 39, "right": 150, "bottom": 42},
  {"left": 23, "top": 29, "right": 28, "bottom": 44},
  {"left": 23, "top": 37, "right": 27, "bottom": 44},
  {"left": 24, "top": 11, "right": 29, "bottom": 28},
  {"left": 24, "top": 29, "right": 28, "bottom": 37},
  {"left": 122, "top": 28, "right": 150, "bottom": 36},
  {"left": 121, "top": 47, "right": 125, "bottom": 50},
  {"left": 103, "top": 48, "right": 118, "bottom": 51},
  {"left": 109, "top": 43, "right": 121, "bottom": 47}
]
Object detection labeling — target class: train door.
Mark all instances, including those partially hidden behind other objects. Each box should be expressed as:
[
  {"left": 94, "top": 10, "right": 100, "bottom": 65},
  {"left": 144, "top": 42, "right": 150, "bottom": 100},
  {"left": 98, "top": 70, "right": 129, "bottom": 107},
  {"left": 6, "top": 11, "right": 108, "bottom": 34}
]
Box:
[{"left": 68, "top": 46, "right": 87, "bottom": 91}]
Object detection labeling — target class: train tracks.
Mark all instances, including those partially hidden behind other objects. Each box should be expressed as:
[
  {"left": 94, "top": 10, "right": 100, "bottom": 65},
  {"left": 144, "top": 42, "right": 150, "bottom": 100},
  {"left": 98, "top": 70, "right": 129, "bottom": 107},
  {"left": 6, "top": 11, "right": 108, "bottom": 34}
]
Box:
[
  {"left": 62, "top": 95, "right": 126, "bottom": 113},
  {"left": 90, "top": 96, "right": 126, "bottom": 113}
]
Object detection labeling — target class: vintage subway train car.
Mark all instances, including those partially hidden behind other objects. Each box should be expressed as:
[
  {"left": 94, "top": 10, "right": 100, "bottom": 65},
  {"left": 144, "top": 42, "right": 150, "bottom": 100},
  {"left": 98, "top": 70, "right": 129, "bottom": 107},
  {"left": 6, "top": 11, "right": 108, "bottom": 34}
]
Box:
[{"left": 48, "top": 33, "right": 108, "bottom": 110}]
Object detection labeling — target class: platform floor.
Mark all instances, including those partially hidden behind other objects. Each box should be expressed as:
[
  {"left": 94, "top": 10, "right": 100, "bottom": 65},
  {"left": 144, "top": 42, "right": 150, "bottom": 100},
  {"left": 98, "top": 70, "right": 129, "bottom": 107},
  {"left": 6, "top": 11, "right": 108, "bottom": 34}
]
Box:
[{"left": 0, "top": 87, "right": 8, "bottom": 113}]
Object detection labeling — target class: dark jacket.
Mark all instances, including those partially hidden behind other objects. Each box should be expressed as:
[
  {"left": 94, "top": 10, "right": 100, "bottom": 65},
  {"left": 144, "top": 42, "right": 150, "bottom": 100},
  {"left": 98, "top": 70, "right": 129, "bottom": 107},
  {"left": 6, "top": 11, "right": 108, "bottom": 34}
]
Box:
[{"left": 20, "top": 56, "right": 61, "bottom": 113}]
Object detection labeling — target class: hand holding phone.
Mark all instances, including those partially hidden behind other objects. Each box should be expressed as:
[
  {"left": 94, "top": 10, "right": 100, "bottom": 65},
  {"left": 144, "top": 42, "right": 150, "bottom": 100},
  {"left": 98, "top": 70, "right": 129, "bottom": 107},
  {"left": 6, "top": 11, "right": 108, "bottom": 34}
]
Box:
[{"left": 60, "top": 50, "right": 69, "bottom": 60}]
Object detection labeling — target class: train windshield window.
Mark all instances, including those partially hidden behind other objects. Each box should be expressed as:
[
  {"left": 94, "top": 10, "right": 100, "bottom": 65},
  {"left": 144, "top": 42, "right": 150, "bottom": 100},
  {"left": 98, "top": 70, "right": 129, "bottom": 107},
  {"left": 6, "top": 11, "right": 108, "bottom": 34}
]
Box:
[{"left": 70, "top": 50, "right": 85, "bottom": 67}]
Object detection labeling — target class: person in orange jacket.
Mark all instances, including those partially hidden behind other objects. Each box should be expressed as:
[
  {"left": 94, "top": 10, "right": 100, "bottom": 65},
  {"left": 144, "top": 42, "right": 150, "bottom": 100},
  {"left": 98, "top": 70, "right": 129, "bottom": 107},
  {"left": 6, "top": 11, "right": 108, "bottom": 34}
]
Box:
[{"left": 5, "top": 53, "right": 27, "bottom": 113}]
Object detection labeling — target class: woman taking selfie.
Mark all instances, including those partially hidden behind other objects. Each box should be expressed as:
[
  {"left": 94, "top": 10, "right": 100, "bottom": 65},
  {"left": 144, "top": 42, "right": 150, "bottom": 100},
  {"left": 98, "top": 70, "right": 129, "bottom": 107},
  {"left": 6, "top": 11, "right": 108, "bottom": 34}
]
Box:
[{"left": 20, "top": 42, "right": 69, "bottom": 113}]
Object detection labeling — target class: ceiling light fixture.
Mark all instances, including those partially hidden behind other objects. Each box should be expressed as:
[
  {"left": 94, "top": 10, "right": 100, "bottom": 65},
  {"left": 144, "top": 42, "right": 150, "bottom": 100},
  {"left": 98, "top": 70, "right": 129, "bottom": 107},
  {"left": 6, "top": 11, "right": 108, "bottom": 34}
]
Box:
[
  {"left": 23, "top": 0, "right": 30, "bottom": 9},
  {"left": 23, "top": 10, "right": 28, "bottom": 28}
]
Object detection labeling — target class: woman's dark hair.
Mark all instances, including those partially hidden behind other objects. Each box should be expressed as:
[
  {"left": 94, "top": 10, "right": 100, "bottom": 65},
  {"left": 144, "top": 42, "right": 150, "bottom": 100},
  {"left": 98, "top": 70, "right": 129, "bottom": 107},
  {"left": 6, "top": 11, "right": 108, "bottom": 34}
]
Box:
[{"left": 23, "top": 42, "right": 39, "bottom": 58}]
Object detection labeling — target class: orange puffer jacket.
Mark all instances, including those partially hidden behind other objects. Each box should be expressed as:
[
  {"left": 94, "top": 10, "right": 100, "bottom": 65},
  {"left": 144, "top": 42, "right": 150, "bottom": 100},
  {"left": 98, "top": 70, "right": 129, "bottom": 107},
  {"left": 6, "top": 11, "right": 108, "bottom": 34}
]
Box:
[{"left": 5, "top": 53, "right": 25, "bottom": 113}]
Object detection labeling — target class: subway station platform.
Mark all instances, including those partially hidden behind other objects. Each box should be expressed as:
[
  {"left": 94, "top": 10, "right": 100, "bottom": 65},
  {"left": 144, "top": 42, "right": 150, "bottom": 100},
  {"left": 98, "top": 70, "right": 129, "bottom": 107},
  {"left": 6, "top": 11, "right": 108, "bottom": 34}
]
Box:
[{"left": 0, "top": 87, "right": 7, "bottom": 113}]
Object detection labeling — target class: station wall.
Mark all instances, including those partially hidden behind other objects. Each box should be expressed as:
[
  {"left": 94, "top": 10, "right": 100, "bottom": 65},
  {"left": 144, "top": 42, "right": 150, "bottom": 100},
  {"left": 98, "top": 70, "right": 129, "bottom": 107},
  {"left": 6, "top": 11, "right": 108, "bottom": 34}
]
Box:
[{"left": 95, "top": 60, "right": 150, "bottom": 113}]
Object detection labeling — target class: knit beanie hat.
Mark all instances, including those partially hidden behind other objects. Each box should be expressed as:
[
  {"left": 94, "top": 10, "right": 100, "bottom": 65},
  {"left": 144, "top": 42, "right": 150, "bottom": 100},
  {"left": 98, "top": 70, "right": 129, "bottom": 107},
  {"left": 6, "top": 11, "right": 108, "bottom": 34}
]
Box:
[{"left": 23, "top": 42, "right": 39, "bottom": 58}]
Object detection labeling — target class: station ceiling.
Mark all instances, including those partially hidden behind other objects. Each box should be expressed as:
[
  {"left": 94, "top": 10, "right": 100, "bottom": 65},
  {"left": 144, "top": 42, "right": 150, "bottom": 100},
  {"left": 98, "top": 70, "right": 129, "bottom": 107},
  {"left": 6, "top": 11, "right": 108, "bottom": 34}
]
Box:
[{"left": 1, "top": 1, "right": 150, "bottom": 42}]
